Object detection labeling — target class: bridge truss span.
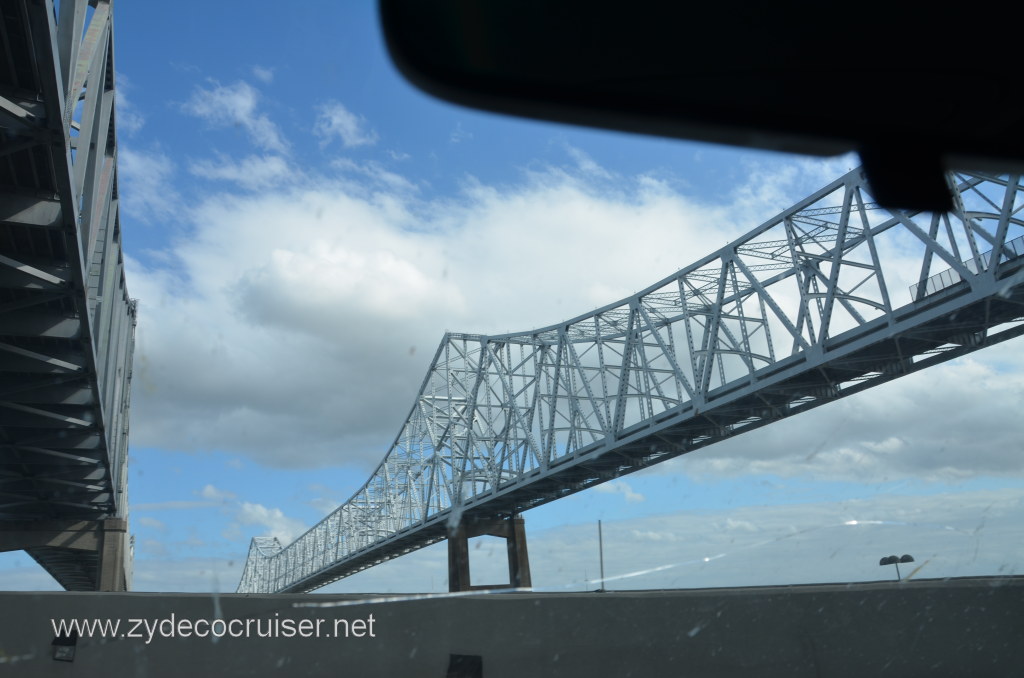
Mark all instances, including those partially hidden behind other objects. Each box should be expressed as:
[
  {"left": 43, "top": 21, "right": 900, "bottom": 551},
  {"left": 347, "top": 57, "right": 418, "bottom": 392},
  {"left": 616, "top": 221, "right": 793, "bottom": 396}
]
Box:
[
  {"left": 1, "top": 0, "right": 136, "bottom": 590},
  {"left": 239, "top": 168, "right": 1024, "bottom": 594}
]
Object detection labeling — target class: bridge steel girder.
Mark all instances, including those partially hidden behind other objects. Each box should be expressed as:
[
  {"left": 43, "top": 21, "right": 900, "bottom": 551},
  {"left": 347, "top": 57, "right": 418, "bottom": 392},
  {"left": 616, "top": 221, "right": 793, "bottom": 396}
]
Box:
[
  {"left": 0, "top": 518, "right": 128, "bottom": 591},
  {"left": 239, "top": 169, "right": 1024, "bottom": 594},
  {"left": 0, "top": 0, "right": 136, "bottom": 590}
]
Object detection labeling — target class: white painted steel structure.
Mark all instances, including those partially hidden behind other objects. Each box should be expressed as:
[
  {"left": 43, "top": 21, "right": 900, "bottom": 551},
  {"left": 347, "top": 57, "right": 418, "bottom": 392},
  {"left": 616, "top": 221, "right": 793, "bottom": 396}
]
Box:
[
  {"left": 239, "top": 169, "right": 1024, "bottom": 594},
  {"left": 0, "top": 0, "right": 136, "bottom": 589}
]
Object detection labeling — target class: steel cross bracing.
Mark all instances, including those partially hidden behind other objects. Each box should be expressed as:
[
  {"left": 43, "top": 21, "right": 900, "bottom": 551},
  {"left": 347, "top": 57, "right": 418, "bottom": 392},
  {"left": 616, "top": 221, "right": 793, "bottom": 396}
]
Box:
[
  {"left": 238, "top": 169, "right": 1024, "bottom": 594},
  {"left": 0, "top": 0, "right": 136, "bottom": 589}
]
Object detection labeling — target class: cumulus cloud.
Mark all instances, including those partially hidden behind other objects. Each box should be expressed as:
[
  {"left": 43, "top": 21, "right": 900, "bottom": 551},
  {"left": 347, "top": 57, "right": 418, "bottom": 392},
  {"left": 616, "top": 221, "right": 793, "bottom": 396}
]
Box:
[
  {"left": 118, "top": 147, "right": 178, "bottom": 222},
  {"left": 314, "top": 101, "right": 378, "bottom": 148},
  {"left": 251, "top": 65, "right": 274, "bottom": 83},
  {"left": 450, "top": 122, "right": 472, "bottom": 144},
  {"left": 189, "top": 154, "right": 295, "bottom": 190},
  {"left": 308, "top": 483, "right": 343, "bottom": 515},
  {"left": 132, "top": 557, "right": 241, "bottom": 593},
  {"left": 564, "top": 143, "right": 611, "bottom": 179},
  {"left": 136, "top": 516, "right": 166, "bottom": 530},
  {"left": 595, "top": 480, "right": 646, "bottom": 503},
  {"left": 235, "top": 502, "right": 307, "bottom": 544},
  {"left": 124, "top": 140, "right": 1024, "bottom": 488},
  {"left": 631, "top": 529, "right": 678, "bottom": 542},
  {"left": 182, "top": 80, "right": 288, "bottom": 153},
  {"left": 132, "top": 500, "right": 218, "bottom": 511},
  {"left": 331, "top": 158, "right": 418, "bottom": 193},
  {"left": 127, "top": 161, "right": 748, "bottom": 468},
  {"left": 115, "top": 72, "right": 145, "bottom": 136},
  {"left": 197, "top": 484, "right": 237, "bottom": 501},
  {"left": 664, "top": 342, "right": 1024, "bottom": 483}
]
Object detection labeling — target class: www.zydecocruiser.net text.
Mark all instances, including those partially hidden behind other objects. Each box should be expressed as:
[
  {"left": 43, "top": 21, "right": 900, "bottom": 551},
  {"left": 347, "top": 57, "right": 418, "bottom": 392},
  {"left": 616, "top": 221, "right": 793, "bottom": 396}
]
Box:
[{"left": 51, "top": 613, "right": 377, "bottom": 645}]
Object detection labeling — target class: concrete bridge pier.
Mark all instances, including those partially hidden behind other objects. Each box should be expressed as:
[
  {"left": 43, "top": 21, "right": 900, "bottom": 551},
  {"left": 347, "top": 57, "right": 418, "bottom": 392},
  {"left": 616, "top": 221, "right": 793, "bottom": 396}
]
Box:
[
  {"left": 0, "top": 518, "right": 128, "bottom": 591},
  {"left": 448, "top": 514, "right": 531, "bottom": 592}
]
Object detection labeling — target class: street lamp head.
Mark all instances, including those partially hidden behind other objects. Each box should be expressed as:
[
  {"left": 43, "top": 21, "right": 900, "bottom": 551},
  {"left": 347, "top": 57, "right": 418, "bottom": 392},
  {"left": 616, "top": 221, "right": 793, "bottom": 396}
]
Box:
[
  {"left": 899, "top": 554, "right": 915, "bottom": 563},
  {"left": 879, "top": 555, "right": 898, "bottom": 566}
]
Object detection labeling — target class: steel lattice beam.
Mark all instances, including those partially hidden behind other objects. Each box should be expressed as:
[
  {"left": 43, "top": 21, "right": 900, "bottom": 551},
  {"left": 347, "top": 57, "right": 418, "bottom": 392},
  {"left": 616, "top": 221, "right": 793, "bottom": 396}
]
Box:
[
  {"left": 0, "top": 0, "right": 136, "bottom": 591},
  {"left": 239, "top": 168, "right": 1024, "bottom": 594}
]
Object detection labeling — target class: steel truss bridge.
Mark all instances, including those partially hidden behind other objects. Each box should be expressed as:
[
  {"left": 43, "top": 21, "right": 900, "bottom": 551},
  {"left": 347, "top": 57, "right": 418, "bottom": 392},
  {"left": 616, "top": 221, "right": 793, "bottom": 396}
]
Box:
[
  {"left": 0, "top": 0, "right": 135, "bottom": 590},
  {"left": 239, "top": 168, "right": 1024, "bottom": 594}
]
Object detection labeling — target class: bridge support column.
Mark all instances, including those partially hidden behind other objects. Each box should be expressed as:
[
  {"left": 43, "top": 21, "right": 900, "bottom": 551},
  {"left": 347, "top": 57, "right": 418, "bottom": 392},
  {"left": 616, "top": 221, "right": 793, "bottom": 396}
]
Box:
[
  {"left": 448, "top": 514, "right": 531, "bottom": 593},
  {"left": 97, "top": 519, "right": 128, "bottom": 592},
  {"left": 0, "top": 519, "right": 128, "bottom": 591}
]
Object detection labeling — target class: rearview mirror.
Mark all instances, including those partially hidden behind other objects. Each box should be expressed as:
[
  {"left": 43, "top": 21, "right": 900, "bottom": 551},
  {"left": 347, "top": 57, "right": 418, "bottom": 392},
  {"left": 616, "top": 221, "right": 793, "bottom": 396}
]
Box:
[{"left": 380, "top": 1, "right": 1022, "bottom": 211}]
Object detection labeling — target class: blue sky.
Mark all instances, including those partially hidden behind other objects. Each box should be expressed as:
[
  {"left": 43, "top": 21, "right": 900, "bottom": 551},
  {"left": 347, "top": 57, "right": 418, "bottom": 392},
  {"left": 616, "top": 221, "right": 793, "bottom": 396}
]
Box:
[{"left": 3, "top": 1, "right": 1022, "bottom": 592}]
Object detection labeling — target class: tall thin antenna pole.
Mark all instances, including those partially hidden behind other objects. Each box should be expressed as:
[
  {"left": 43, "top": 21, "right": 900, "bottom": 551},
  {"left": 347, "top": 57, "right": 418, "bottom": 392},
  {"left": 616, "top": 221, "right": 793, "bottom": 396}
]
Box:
[{"left": 598, "top": 520, "right": 606, "bottom": 592}]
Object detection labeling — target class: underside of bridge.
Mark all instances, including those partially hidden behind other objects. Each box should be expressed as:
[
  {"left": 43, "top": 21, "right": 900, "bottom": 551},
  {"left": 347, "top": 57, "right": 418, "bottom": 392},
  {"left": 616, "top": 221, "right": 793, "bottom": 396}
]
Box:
[{"left": 0, "top": 0, "right": 135, "bottom": 590}]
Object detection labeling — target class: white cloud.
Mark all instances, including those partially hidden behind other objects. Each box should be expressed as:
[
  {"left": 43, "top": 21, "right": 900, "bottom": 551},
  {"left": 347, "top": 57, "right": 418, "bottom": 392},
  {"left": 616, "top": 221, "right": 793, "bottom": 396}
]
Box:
[
  {"left": 126, "top": 162, "right": 740, "bottom": 468},
  {"left": 198, "top": 484, "right": 237, "bottom": 501},
  {"left": 124, "top": 149, "right": 1024, "bottom": 488},
  {"left": 863, "top": 437, "right": 906, "bottom": 454},
  {"left": 138, "top": 539, "right": 168, "bottom": 558},
  {"left": 664, "top": 343, "right": 1024, "bottom": 483},
  {"left": 314, "top": 101, "right": 378, "bottom": 148},
  {"left": 182, "top": 80, "right": 288, "bottom": 153},
  {"left": 132, "top": 500, "right": 218, "bottom": 511},
  {"left": 723, "top": 518, "right": 758, "bottom": 532},
  {"left": 310, "top": 497, "right": 341, "bottom": 515},
  {"left": 189, "top": 154, "right": 295, "bottom": 190},
  {"left": 118, "top": 147, "right": 178, "bottom": 222},
  {"left": 136, "top": 516, "right": 166, "bottom": 530},
  {"left": 132, "top": 557, "right": 241, "bottom": 593},
  {"left": 331, "top": 158, "right": 417, "bottom": 193},
  {"left": 252, "top": 65, "right": 274, "bottom": 84},
  {"left": 115, "top": 72, "right": 145, "bottom": 136},
  {"left": 308, "top": 483, "right": 343, "bottom": 515},
  {"left": 564, "top": 144, "right": 611, "bottom": 179},
  {"left": 631, "top": 529, "right": 678, "bottom": 542},
  {"left": 450, "top": 122, "right": 472, "bottom": 144},
  {"left": 595, "top": 480, "right": 646, "bottom": 503},
  {"left": 236, "top": 502, "right": 307, "bottom": 544}
]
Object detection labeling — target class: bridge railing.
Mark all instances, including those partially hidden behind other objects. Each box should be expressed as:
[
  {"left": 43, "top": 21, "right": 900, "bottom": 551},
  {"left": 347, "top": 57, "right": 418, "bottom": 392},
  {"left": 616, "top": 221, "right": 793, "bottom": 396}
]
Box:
[{"left": 910, "top": 233, "right": 1024, "bottom": 300}]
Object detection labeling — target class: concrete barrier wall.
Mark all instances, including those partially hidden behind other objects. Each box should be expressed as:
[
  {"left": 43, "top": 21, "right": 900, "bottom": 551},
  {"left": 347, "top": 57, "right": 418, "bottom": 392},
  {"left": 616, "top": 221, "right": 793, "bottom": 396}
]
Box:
[{"left": 1, "top": 577, "right": 1021, "bottom": 677}]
